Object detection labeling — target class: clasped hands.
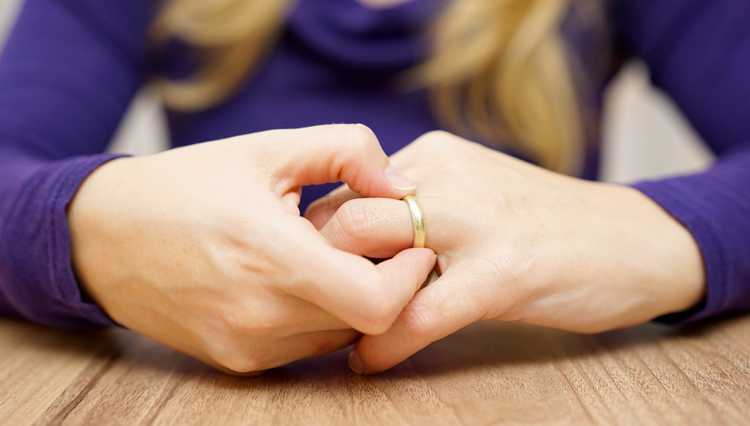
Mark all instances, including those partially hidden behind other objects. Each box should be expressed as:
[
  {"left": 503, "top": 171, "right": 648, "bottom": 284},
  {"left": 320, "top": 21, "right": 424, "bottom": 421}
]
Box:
[{"left": 69, "top": 124, "right": 705, "bottom": 375}]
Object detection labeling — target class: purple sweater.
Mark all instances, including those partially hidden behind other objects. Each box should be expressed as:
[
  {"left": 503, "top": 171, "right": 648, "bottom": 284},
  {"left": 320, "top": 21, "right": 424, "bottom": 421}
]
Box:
[{"left": 0, "top": 0, "right": 748, "bottom": 328}]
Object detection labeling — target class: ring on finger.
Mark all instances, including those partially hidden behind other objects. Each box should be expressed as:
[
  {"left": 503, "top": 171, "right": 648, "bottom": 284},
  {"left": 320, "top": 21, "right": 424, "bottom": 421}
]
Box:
[{"left": 402, "top": 195, "right": 426, "bottom": 249}]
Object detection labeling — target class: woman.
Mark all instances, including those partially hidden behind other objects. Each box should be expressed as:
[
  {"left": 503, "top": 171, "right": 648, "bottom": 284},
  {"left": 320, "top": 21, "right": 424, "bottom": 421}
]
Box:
[{"left": 0, "top": 0, "right": 748, "bottom": 375}]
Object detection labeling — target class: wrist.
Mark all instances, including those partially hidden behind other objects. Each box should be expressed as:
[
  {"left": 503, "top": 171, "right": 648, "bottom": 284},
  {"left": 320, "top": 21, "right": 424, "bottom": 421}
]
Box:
[
  {"left": 618, "top": 185, "right": 706, "bottom": 320},
  {"left": 67, "top": 157, "right": 133, "bottom": 309}
]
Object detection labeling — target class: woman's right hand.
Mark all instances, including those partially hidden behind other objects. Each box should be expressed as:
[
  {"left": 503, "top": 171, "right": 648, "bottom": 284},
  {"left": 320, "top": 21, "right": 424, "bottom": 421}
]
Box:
[{"left": 67, "top": 124, "right": 436, "bottom": 375}]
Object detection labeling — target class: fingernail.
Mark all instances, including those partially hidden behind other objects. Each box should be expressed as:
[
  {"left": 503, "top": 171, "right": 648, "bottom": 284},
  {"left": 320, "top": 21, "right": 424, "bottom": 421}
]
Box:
[
  {"left": 385, "top": 164, "right": 416, "bottom": 191},
  {"left": 349, "top": 349, "right": 364, "bottom": 374}
]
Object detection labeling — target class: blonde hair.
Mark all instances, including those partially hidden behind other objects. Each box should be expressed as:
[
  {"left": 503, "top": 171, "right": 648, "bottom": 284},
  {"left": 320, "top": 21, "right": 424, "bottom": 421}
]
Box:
[{"left": 153, "top": 0, "right": 583, "bottom": 173}]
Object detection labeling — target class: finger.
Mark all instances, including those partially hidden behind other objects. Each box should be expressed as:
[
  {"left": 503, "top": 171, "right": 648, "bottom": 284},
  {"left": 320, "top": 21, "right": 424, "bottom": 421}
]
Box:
[
  {"left": 280, "top": 186, "right": 302, "bottom": 215},
  {"left": 262, "top": 329, "right": 362, "bottom": 371},
  {"left": 318, "top": 198, "right": 414, "bottom": 259},
  {"left": 348, "top": 268, "right": 486, "bottom": 374},
  {"left": 211, "top": 329, "right": 361, "bottom": 375},
  {"left": 292, "top": 244, "right": 436, "bottom": 336},
  {"left": 304, "top": 185, "right": 361, "bottom": 230},
  {"left": 271, "top": 124, "right": 417, "bottom": 199}
]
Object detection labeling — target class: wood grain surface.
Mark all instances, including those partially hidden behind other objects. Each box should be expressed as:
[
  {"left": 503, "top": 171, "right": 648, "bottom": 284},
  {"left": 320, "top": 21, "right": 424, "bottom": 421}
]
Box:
[{"left": 2, "top": 314, "right": 750, "bottom": 426}]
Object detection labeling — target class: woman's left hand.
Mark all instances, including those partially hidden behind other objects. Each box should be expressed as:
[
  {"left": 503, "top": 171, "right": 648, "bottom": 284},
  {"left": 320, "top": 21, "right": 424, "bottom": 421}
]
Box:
[{"left": 305, "top": 131, "right": 706, "bottom": 374}]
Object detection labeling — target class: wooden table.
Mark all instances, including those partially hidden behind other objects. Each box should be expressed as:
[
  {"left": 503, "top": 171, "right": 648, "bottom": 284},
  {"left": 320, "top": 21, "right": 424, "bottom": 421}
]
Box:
[{"left": 2, "top": 315, "right": 750, "bottom": 426}]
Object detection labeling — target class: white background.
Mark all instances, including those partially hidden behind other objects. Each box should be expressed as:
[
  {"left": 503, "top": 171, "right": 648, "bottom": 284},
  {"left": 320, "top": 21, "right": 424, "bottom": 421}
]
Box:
[{"left": 0, "top": 0, "right": 714, "bottom": 183}]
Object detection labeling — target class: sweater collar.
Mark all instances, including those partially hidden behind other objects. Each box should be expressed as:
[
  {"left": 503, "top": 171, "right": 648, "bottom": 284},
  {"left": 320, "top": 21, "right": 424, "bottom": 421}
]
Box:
[{"left": 287, "top": 0, "right": 445, "bottom": 70}]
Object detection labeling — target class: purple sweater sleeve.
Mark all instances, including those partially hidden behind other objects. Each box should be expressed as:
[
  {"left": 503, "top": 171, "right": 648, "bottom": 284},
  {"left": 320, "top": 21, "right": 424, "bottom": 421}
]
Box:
[
  {"left": 0, "top": 0, "right": 153, "bottom": 327},
  {"left": 613, "top": 0, "right": 750, "bottom": 322}
]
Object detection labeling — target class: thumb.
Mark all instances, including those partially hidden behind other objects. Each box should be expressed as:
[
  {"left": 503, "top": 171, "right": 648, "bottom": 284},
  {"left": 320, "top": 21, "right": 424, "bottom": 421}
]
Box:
[{"left": 269, "top": 124, "right": 416, "bottom": 199}]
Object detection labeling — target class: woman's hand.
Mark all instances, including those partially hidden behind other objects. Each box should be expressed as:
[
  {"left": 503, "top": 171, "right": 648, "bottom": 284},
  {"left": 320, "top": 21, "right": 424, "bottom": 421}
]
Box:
[
  {"left": 68, "top": 124, "right": 436, "bottom": 375},
  {"left": 306, "top": 131, "right": 706, "bottom": 374}
]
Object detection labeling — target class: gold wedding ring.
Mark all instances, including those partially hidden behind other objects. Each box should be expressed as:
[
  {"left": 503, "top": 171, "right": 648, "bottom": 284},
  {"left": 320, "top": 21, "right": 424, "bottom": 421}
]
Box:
[{"left": 402, "top": 195, "right": 426, "bottom": 249}]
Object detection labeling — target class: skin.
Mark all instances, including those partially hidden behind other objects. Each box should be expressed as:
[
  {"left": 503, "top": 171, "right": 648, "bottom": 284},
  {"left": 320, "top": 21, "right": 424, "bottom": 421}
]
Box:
[
  {"left": 305, "top": 131, "right": 707, "bottom": 374},
  {"left": 68, "top": 124, "right": 436, "bottom": 375}
]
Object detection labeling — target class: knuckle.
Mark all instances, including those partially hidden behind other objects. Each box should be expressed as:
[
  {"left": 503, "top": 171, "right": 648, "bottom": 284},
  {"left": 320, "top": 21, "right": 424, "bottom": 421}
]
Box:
[
  {"left": 207, "top": 313, "right": 280, "bottom": 373},
  {"left": 215, "top": 352, "right": 266, "bottom": 374},
  {"left": 344, "top": 123, "right": 376, "bottom": 152},
  {"left": 400, "top": 299, "right": 436, "bottom": 338},
  {"left": 411, "top": 131, "right": 470, "bottom": 165},
  {"left": 334, "top": 199, "right": 373, "bottom": 244},
  {"left": 329, "top": 124, "right": 377, "bottom": 184},
  {"left": 419, "top": 129, "right": 450, "bottom": 141},
  {"left": 204, "top": 336, "right": 261, "bottom": 374},
  {"left": 415, "top": 130, "right": 454, "bottom": 148}
]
